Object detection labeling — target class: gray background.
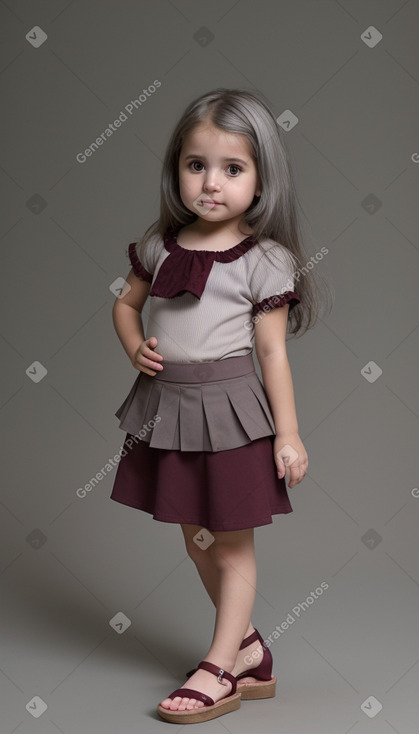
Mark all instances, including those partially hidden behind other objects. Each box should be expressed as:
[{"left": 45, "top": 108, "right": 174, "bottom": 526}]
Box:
[{"left": 1, "top": 0, "right": 418, "bottom": 732}]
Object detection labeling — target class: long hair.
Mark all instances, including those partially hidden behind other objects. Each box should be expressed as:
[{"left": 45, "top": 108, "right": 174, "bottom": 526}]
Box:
[{"left": 136, "top": 87, "right": 333, "bottom": 336}]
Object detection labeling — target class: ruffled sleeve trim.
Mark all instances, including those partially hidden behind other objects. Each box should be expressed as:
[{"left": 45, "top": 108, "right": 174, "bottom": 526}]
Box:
[
  {"left": 252, "top": 291, "right": 301, "bottom": 316},
  {"left": 127, "top": 242, "right": 153, "bottom": 283}
]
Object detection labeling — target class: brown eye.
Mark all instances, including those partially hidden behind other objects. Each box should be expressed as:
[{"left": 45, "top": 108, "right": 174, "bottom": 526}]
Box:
[{"left": 228, "top": 165, "right": 241, "bottom": 176}]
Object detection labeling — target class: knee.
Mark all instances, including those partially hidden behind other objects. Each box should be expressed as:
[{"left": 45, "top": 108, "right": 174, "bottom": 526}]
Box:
[
  {"left": 208, "top": 540, "right": 240, "bottom": 570},
  {"left": 183, "top": 528, "right": 253, "bottom": 568},
  {"left": 184, "top": 536, "right": 211, "bottom": 564},
  {"left": 184, "top": 538, "right": 227, "bottom": 569},
  {"left": 209, "top": 531, "right": 255, "bottom": 570}
]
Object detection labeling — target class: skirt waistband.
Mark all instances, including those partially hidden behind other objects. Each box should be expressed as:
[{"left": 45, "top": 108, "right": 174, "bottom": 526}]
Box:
[{"left": 152, "top": 353, "right": 255, "bottom": 384}]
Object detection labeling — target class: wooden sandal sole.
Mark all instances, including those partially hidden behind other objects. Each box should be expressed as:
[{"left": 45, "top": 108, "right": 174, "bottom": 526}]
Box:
[{"left": 237, "top": 674, "right": 277, "bottom": 700}]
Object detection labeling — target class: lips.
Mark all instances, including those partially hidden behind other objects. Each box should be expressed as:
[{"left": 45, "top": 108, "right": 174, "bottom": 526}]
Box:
[{"left": 200, "top": 199, "right": 221, "bottom": 205}]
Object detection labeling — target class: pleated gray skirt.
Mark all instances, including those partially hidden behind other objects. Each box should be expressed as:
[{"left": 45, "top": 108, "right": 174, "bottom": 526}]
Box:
[{"left": 110, "top": 354, "right": 293, "bottom": 531}]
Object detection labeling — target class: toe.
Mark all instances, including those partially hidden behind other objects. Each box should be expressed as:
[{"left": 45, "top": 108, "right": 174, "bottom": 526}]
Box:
[
  {"left": 169, "top": 696, "right": 183, "bottom": 710},
  {"left": 186, "top": 698, "right": 202, "bottom": 710},
  {"left": 159, "top": 697, "right": 173, "bottom": 709},
  {"left": 187, "top": 698, "right": 204, "bottom": 709},
  {"left": 160, "top": 694, "right": 203, "bottom": 712}
]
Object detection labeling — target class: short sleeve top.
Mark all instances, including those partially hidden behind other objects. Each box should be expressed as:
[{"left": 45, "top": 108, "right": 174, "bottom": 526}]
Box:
[{"left": 125, "top": 226, "right": 300, "bottom": 363}]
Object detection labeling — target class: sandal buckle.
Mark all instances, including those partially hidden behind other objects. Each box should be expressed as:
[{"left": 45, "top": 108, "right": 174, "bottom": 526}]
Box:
[{"left": 217, "top": 668, "right": 225, "bottom": 683}]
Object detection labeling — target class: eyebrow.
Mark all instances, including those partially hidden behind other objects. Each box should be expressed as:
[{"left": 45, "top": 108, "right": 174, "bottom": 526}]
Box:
[{"left": 183, "top": 154, "right": 249, "bottom": 166}]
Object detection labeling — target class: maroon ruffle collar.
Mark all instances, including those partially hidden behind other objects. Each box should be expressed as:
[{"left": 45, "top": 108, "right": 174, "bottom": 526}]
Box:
[{"left": 149, "top": 226, "right": 258, "bottom": 300}]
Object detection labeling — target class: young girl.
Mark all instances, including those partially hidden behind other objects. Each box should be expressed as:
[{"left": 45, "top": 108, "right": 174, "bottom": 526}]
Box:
[{"left": 110, "top": 88, "right": 328, "bottom": 724}]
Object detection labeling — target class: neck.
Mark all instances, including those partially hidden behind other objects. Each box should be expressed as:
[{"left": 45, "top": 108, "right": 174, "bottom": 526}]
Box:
[{"left": 189, "top": 217, "right": 253, "bottom": 239}]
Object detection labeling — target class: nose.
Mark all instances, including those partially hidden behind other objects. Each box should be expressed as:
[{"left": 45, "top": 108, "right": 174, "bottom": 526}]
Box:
[{"left": 203, "top": 168, "right": 222, "bottom": 192}]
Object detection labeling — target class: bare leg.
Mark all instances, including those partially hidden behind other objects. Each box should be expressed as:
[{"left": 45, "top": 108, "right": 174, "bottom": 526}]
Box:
[
  {"left": 160, "top": 525, "right": 258, "bottom": 711},
  {"left": 180, "top": 523, "right": 255, "bottom": 639},
  {"left": 182, "top": 524, "right": 220, "bottom": 607}
]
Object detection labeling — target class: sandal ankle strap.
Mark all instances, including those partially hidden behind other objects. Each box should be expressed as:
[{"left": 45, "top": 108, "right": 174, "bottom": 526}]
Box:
[
  {"left": 239, "top": 628, "right": 262, "bottom": 649},
  {"left": 197, "top": 661, "right": 237, "bottom": 694}
]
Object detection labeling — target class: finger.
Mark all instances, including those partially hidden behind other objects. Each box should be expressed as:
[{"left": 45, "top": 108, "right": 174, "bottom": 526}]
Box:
[
  {"left": 147, "top": 336, "right": 161, "bottom": 352},
  {"left": 143, "top": 355, "right": 163, "bottom": 368},
  {"left": 274, "top": 454, "right": 285, "bottom": 477},
  {"left": 298, "top": 460, "right": 308, "bottom": 482},
  {"left": 292, "top": 462, "right": 307, "bottom": 486},
  {"left": 142, "top": 358, "right": 163, "bottom": 373},
  {"left": 288, "top": 464, "right": 301, "bottom": 488},
  {"left": 134, "top": 354, "right": 162, "bottom": 374},
  {"left": 144, "top": 346, "right": 163, "bottom": 361},
  {"left": 148, "top": 353, "right": 163, "bottom": 363}
]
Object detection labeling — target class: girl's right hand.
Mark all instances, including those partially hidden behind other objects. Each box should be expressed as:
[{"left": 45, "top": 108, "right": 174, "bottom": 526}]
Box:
[{"left": 131, "top": 336, "right": 164, "bottom": 376}]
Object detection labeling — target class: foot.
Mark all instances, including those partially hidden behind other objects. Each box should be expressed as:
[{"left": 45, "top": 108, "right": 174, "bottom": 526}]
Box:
[{"left": 159, "top": 665, "right": 234, "bottom": 712}]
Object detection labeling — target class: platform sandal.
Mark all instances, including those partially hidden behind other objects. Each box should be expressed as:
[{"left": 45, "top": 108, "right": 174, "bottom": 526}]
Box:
[
  {"left": 186, "top": 628, "right": 276, "bottom": 700},
  {"left": 157, "top": 660, "right": 241, "bottom": 724}
]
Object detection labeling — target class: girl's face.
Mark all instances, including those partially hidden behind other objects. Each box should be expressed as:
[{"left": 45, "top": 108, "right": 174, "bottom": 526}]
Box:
[{"left": 178, "top": 123, "right": 261, "bottom": 228}]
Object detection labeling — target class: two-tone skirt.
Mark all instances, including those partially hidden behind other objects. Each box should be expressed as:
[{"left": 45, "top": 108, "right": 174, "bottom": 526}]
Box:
[{"left": 110, "top": 353, "right": 293, "bottom": 532}]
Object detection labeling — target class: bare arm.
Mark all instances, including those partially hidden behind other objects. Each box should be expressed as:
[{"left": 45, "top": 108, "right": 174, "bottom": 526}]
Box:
[
  {"left": 258, "top": 351, "right": 299, "bottom": 435},
  {"left": 112, "top": 269, "right": 164, "bottom": 376},
  {"left": 255, "top": 304, "right": 308, "bottom": 487}
]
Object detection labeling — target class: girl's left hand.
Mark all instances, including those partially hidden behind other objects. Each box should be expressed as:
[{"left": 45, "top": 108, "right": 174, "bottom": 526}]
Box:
[{"left": 274, "top": 433, "right": 308, "bottom": 488}]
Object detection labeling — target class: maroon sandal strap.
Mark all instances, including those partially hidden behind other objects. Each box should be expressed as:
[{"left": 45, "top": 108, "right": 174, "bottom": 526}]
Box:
[
  {"left": 197, "top": 661, "right": 237, "bottom": 695},
  {"left": 167, "top": 687, "right": 215, "bottom": 707},
  {"left": 239, "top": 629, "right": 260, "bottom": 650}
]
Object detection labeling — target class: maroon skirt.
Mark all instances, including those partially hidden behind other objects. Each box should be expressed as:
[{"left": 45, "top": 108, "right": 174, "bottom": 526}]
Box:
[{"left": 110, "top": 354, "right": 293, "bottom": 532}]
